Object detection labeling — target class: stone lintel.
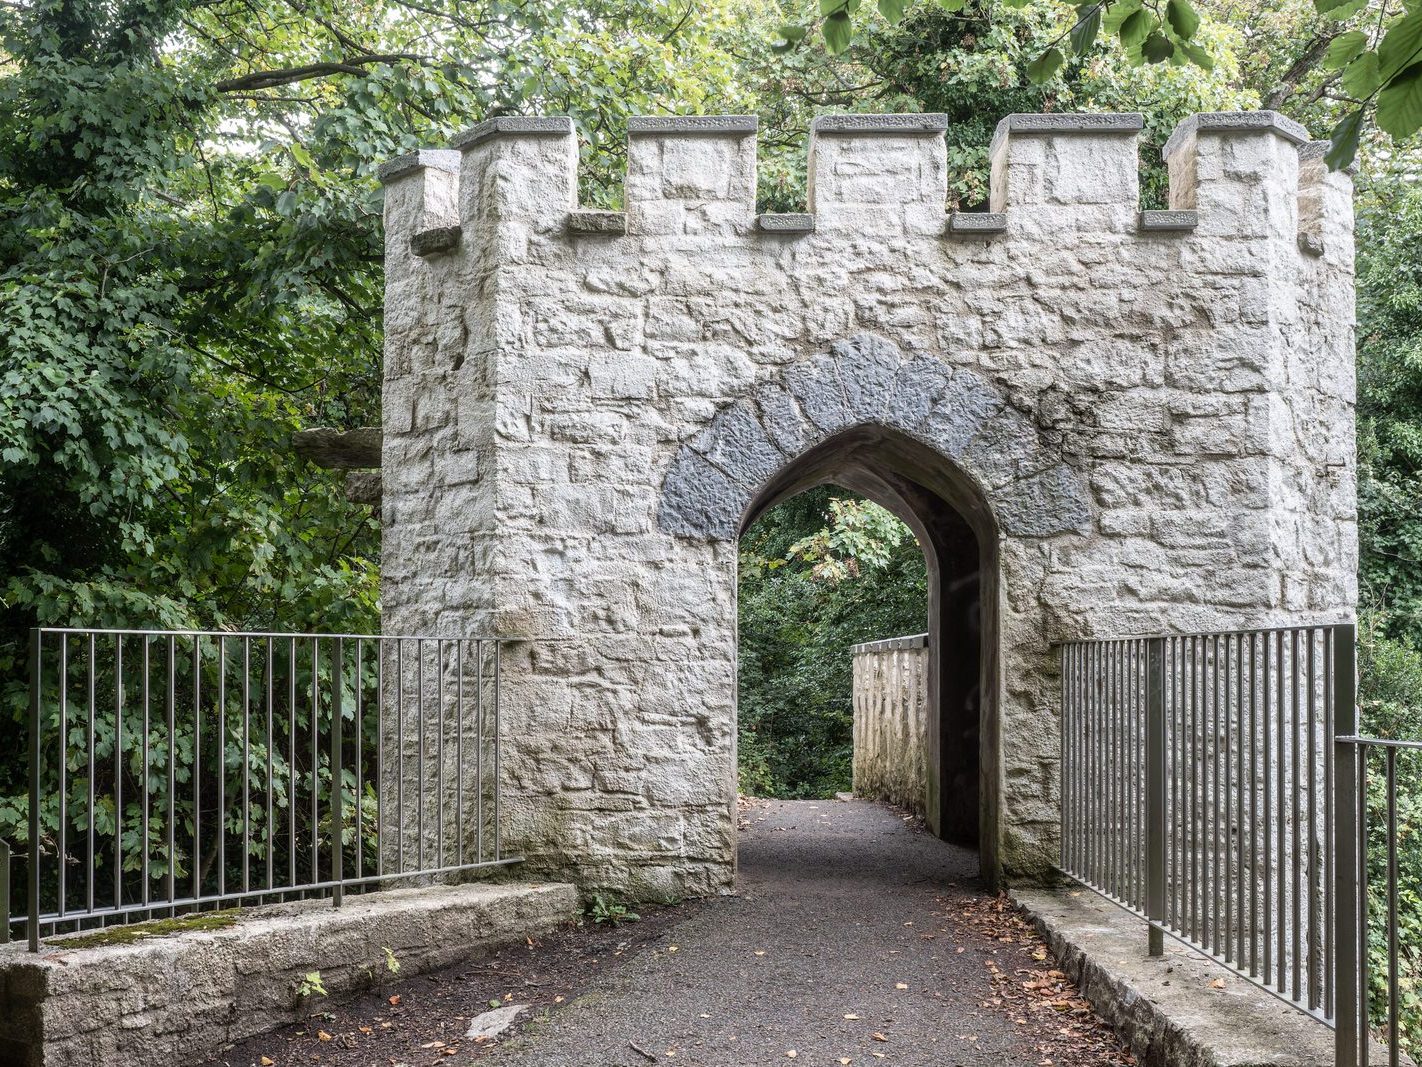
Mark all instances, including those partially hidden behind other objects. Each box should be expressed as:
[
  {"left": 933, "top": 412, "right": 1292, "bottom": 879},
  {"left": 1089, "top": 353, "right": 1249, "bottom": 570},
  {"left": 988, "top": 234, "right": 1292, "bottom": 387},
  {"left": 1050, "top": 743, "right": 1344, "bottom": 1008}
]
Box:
[
  {"left": 1162, "top": 111, "right": 1310, "bottom": 161},
  {"left": 450, "top": 116, "right": 575, "bottom": 152},
  {"left": 377, "top": 148, "right": 461, "bottom": 185},
  {"left": 948, "top": 212, "right": 1007, "bottom": 236},
  {"left": 567, "top": 210, "right": 627, "bottom": 236},
  {"left": 851, "top": 633, "right": 929, "bottom": 655},
  {"left": 756, "top": 212, "right": 815, "bottom": 234},
  {"left": 990, "top": 113, "right": 1143, "bottom": 157},
  {"left": 410, "top": 225, "right": 461, "bottom": 257},
  {"left": 811, "top": 113, "right": 949, "bottom": 136},
  {"left": 345, "top": 471, "right": 382, "bottom": 505},
  {"left": 628, "top": 115, "right": 758, "bottom": 136},
  {"left": 1138, "top": 210, "right": 1198, "bottom": 233}
]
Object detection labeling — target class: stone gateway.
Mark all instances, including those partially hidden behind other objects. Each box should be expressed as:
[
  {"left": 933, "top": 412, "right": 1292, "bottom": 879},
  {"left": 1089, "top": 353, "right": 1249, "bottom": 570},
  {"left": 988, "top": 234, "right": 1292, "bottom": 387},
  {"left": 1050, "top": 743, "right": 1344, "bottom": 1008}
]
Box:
[{"left": 376, "top": 111, "right": 1356, "bottom": 899}]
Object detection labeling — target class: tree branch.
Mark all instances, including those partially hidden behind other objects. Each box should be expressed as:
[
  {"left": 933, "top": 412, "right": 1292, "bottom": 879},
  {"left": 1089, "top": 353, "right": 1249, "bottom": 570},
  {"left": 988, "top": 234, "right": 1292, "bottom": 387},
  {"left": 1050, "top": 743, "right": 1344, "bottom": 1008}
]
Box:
[{"left": 214, "top": 53, "right": 427, "bottom": 93}]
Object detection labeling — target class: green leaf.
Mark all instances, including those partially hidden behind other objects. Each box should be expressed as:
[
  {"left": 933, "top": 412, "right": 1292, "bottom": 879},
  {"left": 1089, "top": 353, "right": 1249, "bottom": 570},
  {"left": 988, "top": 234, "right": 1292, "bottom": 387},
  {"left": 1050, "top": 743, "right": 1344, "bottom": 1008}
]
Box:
[
  {"left": 938, "top": 0, "right": 967, "bottom": 9},
  {"left": 1377, "top": 61, "right": 1422, "bottom": 138},
  {"left": 776, "top": 24, "right": 807, "bottom": 43},
  {"left": 1000, "top": 0, "right": 1032, "bottom": 8},
  {"left": 823, "top": 9, "right": 853, "bottom": 54},
  {"left": 1316, "top": 0, "right": 1367, "bottom": 12},
  {"left": 1119, "top": 9, "right": 1155, "bottom": 48},
  {"left": 1325, "top": 108, "right": 1365, "bottom": 170},
  {"left": 1166, "top": 0, "right": 1200, "bottom": 40},
  {"left": 1343, "top": 51, "right": 1383, "bottom": 97},
  {"left": 1379, "top": 12, "right": 1422, "bottom": 82},
  {"left": 1142, "top": 31, "right": 1175, "bottom": 62},
  {"left": 1027, "top": 46, "right": 1066, "bottom": 84},
  {"left": 1102, "top": 0, "right": 1142, "bottom": 35},
  {"left": 1071, "top": 5, "right": 1102, "bottom": 54},
  {"left": 878, "top": 0, "right": 907, "bottom": 23},
  {"left": 819, "top": 0, "right": 847, "bottom": 14},
  {"left": 1326, "top": 31, "right": 1369, "bottom": 70},
  {"left": 1179, "top": 40, "right": 1215, "bottom": 70}
]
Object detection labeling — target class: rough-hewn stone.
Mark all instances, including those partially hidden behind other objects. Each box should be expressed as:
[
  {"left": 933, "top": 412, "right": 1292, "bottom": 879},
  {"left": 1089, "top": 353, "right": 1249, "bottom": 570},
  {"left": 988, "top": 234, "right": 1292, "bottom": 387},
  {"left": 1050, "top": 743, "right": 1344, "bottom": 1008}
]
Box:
[
  {"left": 852, "top": 635, "right": 929, "bottom": 818},
  {"left": 377, "top": 111, "right": 1357, "bottom": 899}
]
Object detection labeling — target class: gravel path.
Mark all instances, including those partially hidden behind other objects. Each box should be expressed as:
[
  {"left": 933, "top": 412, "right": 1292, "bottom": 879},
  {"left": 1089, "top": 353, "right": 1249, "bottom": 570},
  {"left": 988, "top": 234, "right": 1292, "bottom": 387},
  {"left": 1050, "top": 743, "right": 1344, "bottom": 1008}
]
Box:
[
  {"left": 485, "top": 798, "right": 1130, "bottom": 1067},
  {"left": 205, "top": 798, "right": 1131, "bottom": 1067}
]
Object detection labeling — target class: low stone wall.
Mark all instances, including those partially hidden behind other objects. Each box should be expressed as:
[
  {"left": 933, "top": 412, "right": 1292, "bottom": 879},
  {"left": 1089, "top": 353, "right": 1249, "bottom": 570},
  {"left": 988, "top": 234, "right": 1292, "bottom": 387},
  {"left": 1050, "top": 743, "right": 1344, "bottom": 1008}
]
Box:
[
  {"left": 0, "top": 880, "right": 579, "bottom": 1067},
  {"left": 852, "top": 634, "right": 929, "bottom": 817}
]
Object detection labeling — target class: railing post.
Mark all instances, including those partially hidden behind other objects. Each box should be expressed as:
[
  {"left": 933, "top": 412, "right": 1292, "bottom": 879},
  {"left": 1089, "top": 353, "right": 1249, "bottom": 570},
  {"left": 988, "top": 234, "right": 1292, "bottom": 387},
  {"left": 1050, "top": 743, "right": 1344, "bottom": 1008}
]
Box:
[
  {"left": 1, "top": 841, "right": 11, "bottom": 945},
  {"left": 1146, "top": 637, "right": 1166, "bottom": 957},
  {"left": 332, "top": 637, "right": 344, "bottom": 908},
  {"left": 1333, "top": 622, "right": 1359, "bottom": 1067},
  {"left": 28, "top": 627, "right": 42, "bottom": 953}
]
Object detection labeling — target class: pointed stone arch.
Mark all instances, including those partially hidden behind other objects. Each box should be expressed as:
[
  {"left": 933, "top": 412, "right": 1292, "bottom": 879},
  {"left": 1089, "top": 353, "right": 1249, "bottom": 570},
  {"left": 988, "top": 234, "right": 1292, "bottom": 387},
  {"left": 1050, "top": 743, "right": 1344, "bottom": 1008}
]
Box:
[{"left": 656, "top": 334, "right": 1093, "bottom": 542}]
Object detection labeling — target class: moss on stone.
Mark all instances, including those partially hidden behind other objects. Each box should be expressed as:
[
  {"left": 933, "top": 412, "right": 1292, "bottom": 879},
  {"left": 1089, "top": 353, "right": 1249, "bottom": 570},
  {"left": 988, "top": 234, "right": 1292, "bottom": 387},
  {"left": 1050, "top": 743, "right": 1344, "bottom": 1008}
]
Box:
[{"left": 50, "top": 909, "right": 240, "bottom": 948}]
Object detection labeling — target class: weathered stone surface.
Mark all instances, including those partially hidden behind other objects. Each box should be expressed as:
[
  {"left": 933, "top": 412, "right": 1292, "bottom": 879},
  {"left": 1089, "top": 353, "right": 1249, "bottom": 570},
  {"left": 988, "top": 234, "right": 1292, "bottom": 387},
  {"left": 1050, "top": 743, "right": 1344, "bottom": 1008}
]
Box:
[
  {"left": 379, "top": 110, "right": 1357, "bottom": 902},
  {"left": 410, "top": 224, "right": 461, "bottom": 256},
  {"left": 293, "top": 426, "right": 382, "bottom": 469},
  {"left": 812, "top": 113, "right": 949, "bottom": 134},
  {"left": 377, "top": 148, "right": 460, "bottom": 184},
  {"left": 1138, "top": 209, "right": 1198, "bottom": 232},
  {"left": 345, "top": 470, "right": 382, "bottom": 505},
  {"left": 567, "top": 210, "right": 627, "bottom": 235},
  {"left": 852, "top": 636, "right": 929, "bottom": 819},
  {"left": 1162, "top": 110, "right": 1310, "bottom": 161},
  {"left": 449, "top": 115, "right": 575, "bottom": 151},
  {"left": 627, "top": 115, "right": 757, "bottom": 135},
  {"left": 756, "top": 212, "right": 815, "bottom": 233},
  {"left": 0, "top": 882, "right": 578, "bottom": 1067}
]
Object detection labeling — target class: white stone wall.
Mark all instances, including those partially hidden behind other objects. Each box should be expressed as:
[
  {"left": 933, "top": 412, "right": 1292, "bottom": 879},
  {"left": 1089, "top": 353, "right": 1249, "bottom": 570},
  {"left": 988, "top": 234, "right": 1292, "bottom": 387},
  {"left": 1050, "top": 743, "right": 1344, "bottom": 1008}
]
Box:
[
  {"left": 377, "top": 111, "right": 1356, "bottom": 898},
  {"left": 852, "top": 635, "right": 930, "bottom": 817}
]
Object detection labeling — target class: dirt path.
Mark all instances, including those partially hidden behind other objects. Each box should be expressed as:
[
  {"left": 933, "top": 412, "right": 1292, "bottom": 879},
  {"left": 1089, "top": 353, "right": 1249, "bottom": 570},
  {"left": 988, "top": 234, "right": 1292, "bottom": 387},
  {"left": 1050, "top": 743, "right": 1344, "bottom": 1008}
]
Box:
[{"left": 204, "top": 799, "right": 1132, "bottom": 1067}]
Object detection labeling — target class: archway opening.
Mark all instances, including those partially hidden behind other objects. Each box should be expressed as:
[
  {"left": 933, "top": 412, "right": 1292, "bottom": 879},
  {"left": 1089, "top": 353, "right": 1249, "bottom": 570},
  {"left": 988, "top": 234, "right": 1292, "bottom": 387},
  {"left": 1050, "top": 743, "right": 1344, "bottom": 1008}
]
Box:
[{"left": 735, "top": 426, "right": 998, "bottom": 869}]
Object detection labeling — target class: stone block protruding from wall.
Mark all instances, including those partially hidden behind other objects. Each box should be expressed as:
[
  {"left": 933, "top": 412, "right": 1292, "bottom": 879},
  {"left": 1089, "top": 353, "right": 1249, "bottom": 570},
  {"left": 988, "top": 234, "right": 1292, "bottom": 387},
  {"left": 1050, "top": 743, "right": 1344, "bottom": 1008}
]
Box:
[{"left": 376, "top": 110, "right": 1356, "bottom": 900}]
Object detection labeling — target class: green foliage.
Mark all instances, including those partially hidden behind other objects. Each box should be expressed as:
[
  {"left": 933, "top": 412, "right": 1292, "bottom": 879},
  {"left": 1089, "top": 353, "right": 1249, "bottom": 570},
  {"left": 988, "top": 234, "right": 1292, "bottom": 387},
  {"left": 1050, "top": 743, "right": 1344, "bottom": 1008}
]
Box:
[
  {"left": 587, "top": 894, "right": 640, "bottom": 924},
  {"left": 737, "top": 488, "right": 927, "bottom": 798},
  {"left": 294, "top": 970, "right": 328, "bottom": 1000}
]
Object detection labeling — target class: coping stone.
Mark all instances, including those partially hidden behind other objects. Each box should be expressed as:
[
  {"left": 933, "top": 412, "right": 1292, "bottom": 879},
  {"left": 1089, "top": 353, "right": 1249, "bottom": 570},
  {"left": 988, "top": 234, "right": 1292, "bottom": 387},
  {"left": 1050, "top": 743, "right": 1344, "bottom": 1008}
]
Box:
[
  {"left": 811, "top": 113, "right": 949, "bottom": 135},
  {"left": 628, "top": 115, "right": 758, "bottom": 136},
  {"left": 757, "top": 212, "right": 815, "bottom": 234},
  {"left": 1298, "top": 138, "right": 1358, "bottom": 175},
  {"left": 1138, "top": 210, "right": 1198, "bottom": 233},
  {"left": 1011, "top": 885, "right": 1401, "bottom": 1067},
  {"left": 991, "top": 112, "right": 1143, "bottom": 156},
  {"left": 410, "top": 225, "right": 461, "bottom": 256},
  {"left": 851, "top": 633, "right": 929, "bottom": 655},
  {"left": 377, "top": 148, "right": 461, "bottom": 184},
  {"left": 567, "top": 210, "right": 627, "bottom": 236},
  {"left": 1162, "top": 110, "right": 1310, "bottom": 161},
  {"left": 948, "top": 212, "right": 1007, "bottom": 235},
  {"left": 450, "top": 116, "right": 575, "bottom": 152}
]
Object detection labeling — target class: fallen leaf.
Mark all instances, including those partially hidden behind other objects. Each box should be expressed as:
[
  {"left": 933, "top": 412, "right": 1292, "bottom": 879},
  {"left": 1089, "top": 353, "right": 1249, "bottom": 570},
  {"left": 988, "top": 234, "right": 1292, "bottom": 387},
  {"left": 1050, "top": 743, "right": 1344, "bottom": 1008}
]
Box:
[
  {"left": 1209, "top": 978, "right": 1226, "bottom": 989},
  {"left": 317, "top": 1031, "right": 332, "bottom": 1042},
  {"left": 843, "top": 1013, "right": 860, "bottom": 1020},
  {"left": 786, "top": 1052, "right": 798, "bottom": 1059},
  {"left": 755, "top": 950, "right": 766, "bottom": 957},
  {"left": 872, "top": 1032, "right": 888, "bottom": 1042},
  {"left": 259, "top": 1059, "right": 274, "bottom": 1066},
  {"left": 388, "top": 994, "right": 401, "bottom": 1006},
  {"left": 894, "top": 983, "right": 908, "bottom": 990}
]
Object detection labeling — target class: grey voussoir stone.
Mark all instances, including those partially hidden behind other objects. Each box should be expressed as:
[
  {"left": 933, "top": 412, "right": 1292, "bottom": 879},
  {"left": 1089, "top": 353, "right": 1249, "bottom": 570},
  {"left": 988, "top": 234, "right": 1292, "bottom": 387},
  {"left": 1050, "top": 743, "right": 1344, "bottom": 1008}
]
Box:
[
  {"left": 917, "top": 368, "right": 1006, "bottom": 459},
  {"left": 658, "top": 450, "right": 749, "bottom": 540},
  {"left": 692, "top": 399, "right": 787, "bottom": 490},
  {"left": 833, "top": 333, "right": 903, "bottom": 422}
]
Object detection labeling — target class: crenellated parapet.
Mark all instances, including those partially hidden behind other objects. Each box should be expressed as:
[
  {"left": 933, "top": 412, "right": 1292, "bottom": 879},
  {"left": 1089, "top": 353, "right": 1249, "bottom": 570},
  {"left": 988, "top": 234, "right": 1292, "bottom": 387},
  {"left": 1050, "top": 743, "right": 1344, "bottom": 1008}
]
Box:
[{"left": 378, "top": 109, "right": 1351, "bottom": 254}]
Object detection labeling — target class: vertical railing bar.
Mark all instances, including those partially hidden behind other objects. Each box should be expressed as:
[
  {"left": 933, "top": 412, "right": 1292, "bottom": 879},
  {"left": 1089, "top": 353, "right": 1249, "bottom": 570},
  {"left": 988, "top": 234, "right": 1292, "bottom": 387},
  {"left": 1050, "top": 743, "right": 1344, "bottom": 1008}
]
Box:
[
  {"left": 417, "top": 638, "right": 425, "bottom": 874},
  {"left": 1223, "top": 633, "right": 1232, "bottom": 963},
  {"left": 1191, "top": 635, "right": 1200, "bottom": 944},
  {"left": 1277, "top": 629, "right": 1287, "bottom": 994},
  {"left": 141, "top": 636, "right": 150, "bottom": 910},
  {"left": 114, "top": 636, "right": 124, "bottom": 916},
  {"left": 375, "top": 640, "right": 384, "bottom": 879},
  {"left": 217, "top": 637, "right": 226, "bottom": 901},
  {"left": 457, "top": 639, "right": 464, "bottom": 870},
  {"left": 1361, "top": 742, "right": 1370, "bottom": 1067},
  {"left": 1147, "top": 637, "right": 1165, "bottom": 956},
  {"left": 1249, "top": 632, "right": 1259, "bottom": 977},
  {"left": 1089, "top": 641, "right": 1097, "bottom": 887},
  {"left": 355, "top": 639, "right": 363, "bottom": 880},
  {"left": 241, "top": 637, "right": 251, "bottom": 895},
  {"left": 1333, "top": 623, "right": 1359, "bottom": 1067},
  {"left": 493, "top": 640, "right": 502, "bottom": 861},
  {"left": 1291, "top": 628, "right": 1302, "bottom": 1003},
  {"left": 288, "top": 637, "right": 297, "bottom": 892},
  {"left": 1263, "top": 629, "right": 1272, "bottom": 982},
  {"left": 1106, "top": 642, "right": 1115, "bottom": 896},
  {"left": 311, "top": 638, "right": 320, "bottom": 884},
  {"left": 396, "top": 639, "right": 404, "bottom": 873},
  {"left": 87, "top": 633, "right": 96, "bottom": 917},
  {"left": 266, "top": 637, "right": 275, "bottom": 894},
  {"left": 476, "top": 639, "right": 484, "bottom": 865},
  {"left": 1387, "top": 745, "right": 1399, "bottom": 1066},
  {"left": 192, "top": 636, "right": 201, "bottom": 904},
  {"left": 1170, "top": 637, "right": 1179, "bottom": 933},
  {"left": 28, "top": 628, "right": 42, "bottom": 952},
  {"left": 1235, "top": 632, "right": 1246, "bottom": 967},
  {"left": 166, "top": 635, "right": 176, "bottom": 914},
  {"left": 58, "top": 634, "right": 67, "bottom": 919},
  {"left": 1212, "top": 632, "right": 1222, "bottom": 955},
  {"left": 1325, "top": 628, "right": 1335, "bottom": 1018},
  {"left": 1306, "top": 628, "right": 1320, "bottom": 1012},
  {"left": 332, "top": 637, "right": 344, "bottom": 908},
  {"left": 436, "top": 639, "right": 445, "bottom": 871}
]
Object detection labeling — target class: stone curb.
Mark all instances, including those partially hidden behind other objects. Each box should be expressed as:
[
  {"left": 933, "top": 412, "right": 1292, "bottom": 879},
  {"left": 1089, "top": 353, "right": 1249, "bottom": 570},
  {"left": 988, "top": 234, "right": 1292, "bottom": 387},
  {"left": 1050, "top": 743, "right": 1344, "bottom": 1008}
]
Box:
[
  {"left": 1138, "top": 210, "right": 1198, "bottom": 233},
  {"left": 757, "top": 212, "right": 815, "bottom": 233},
  {"left": 948, "top": 212, "right": 1007, "bottom": 235}
]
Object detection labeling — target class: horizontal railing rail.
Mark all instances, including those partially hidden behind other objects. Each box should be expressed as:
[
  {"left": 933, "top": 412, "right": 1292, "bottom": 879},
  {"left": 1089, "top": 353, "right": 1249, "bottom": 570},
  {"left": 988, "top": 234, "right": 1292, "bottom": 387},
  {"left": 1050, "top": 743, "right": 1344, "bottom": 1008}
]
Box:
[{"left": 10, "top": 628, "right": 517, "bottom": 950}]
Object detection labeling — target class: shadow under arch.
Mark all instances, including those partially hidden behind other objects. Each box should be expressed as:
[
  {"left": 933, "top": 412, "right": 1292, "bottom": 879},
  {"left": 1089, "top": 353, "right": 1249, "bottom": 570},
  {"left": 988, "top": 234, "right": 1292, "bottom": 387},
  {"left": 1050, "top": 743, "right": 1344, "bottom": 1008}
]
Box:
[{"left": 742, "top": 425, "right": 1000, "bottom": 879}]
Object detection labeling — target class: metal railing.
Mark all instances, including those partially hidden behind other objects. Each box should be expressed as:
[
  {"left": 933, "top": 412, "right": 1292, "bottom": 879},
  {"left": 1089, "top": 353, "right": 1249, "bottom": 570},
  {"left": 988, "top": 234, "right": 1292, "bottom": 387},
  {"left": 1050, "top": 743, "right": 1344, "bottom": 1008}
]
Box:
[
  {"left": 10, "top": 627, "right": 517, "bottom": 950},
  {"left": 1060, "top": 624, "right": 1367, "bottom": 1049}
]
